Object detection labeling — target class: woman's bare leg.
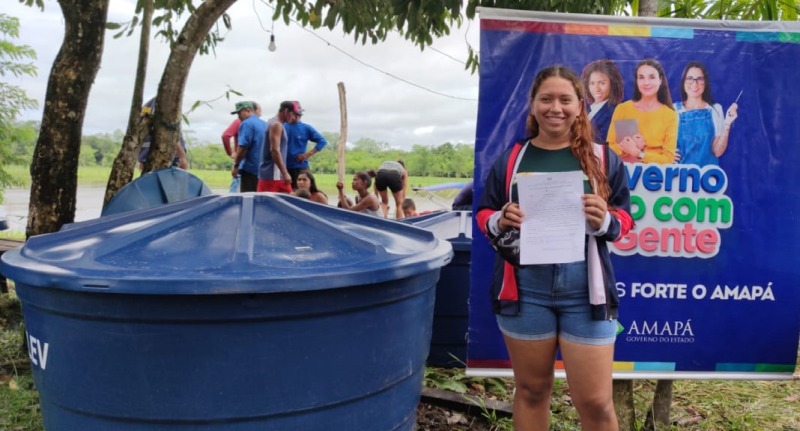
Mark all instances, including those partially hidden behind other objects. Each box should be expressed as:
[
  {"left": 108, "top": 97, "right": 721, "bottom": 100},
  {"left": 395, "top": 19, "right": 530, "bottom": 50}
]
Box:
[
  {"left": 560, "top": 339, "right": 618, "bottom": 431},
  {"left": 392, "top": 190, "right": 404, "bottom": 219},
  {"left": 378, "top": 189, "right": 389, "bottom": 218},
  {"left": 503, "top": 335, "right": 558, "bottom": 431}
]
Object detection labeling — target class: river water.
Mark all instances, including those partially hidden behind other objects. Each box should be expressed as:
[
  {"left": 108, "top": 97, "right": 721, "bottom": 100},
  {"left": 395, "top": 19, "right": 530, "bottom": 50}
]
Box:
[
  {"left": 3, "top": 187, "right": 110, "bottom": 232},
  {"left": 2, "top": 186, "right": 454, "bottom": 232}
]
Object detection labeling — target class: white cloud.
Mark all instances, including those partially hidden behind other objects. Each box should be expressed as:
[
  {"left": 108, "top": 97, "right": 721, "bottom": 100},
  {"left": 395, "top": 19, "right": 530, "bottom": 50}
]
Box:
[
  {"left": 413, "top": 126, "right": 435, "bottom": 135},
  {"left": 7, "top": 1, "right": 480, "bottom": 151}
]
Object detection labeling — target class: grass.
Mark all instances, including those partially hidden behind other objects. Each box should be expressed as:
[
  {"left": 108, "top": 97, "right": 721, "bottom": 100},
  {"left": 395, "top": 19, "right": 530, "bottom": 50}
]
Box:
[
  {"left": 0, "top": 288, "right": 43, "bottom": 431},
  {"left": 422, "top": 363, "right": 799, "bottom": 430},
  {"left": 3, "top": 165, "right": 464, "bottom": 197}
]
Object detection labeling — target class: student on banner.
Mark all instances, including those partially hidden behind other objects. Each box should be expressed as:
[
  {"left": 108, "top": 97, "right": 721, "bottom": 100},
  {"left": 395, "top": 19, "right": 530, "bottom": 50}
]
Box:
[
  {"left": 607, "top": 58, "right": 678, "bottom": 164},
  {"left": 674, "top": 61, "right": 739, "bottom": 166},
  {"left": 581, "top": 59, "right": 624, "bottom": 144},
  {"left": 476, "top": 65, "right": 632, "bottom": 431}
]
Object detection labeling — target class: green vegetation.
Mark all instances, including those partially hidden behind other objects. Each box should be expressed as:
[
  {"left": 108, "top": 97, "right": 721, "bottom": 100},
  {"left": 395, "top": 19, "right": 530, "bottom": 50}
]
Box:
[
  {"left": 3, "top": 121, "right": 474, "bottom": 179},
  {"left": 422, "top": 365, "right": 800, "bottom": 430},
  {"left": 4, "top": 165, "right": 465, "bottom": 198},
  {"left": 0, "top": 15, "right": 38, "bottom": 204}
]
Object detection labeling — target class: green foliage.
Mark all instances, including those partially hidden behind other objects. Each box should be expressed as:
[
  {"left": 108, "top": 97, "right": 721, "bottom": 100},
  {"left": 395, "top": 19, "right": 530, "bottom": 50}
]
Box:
[
  {"left": 658, "top": 0, "right": 800, "bottom": 19},
  {"left": 5, "top": 123, "right": 476, "bottom": 177},
  {"left": 0, "top": 14, "right": 38, "bottom": 122},
  {"left": 181, "top": 86, "right": 243, "bottom": 126},
  {"left": 80, "top": 131, "right": 125, "bottom": 167},
  {"left": 463, "top": 395, "right": 514, "bottom": 430},
  {"left": 186, "top": 143, "right": 232, "bottom": 170},
  {"left": 0, "top": 14, "right": 37, "bottom": 203},
  {"left": 107, "top": 0, "right": 227, "bottom": 56},
  {"left": 278, "top": 0, "right": 462, "bottom": 49}
]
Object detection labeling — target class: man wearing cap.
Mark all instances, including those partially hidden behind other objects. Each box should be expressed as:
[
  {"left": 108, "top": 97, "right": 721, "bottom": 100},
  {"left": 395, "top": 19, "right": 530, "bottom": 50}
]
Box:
[
  {"left": 231, "top": 101, "right": 266, "bottom": 192},
  {"left": 221, "top": 102, "right": 262, "bottom": 159},
  {"left": 283, "top": 101, "right": 328, "bottom": 189},
  {"left": 257, "top": 101, "right": 296, "bottom": 193}
]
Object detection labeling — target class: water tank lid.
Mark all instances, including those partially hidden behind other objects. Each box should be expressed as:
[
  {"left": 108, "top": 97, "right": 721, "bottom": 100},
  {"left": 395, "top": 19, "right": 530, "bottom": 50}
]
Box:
[
  {"left": 403, "top": 210, "right": 472, "bottom": 250},
  {"left": 1, "top": 194, "right": 453, "bottom": 294},
  {"left": 101, "top": 167, "right": 213, "bottom": 217}
]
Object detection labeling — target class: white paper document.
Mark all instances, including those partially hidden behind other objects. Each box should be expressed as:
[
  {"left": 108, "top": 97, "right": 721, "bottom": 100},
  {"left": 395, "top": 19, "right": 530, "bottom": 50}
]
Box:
[{"left": 517, "top": 171, "right": 585, "bottom": 265}]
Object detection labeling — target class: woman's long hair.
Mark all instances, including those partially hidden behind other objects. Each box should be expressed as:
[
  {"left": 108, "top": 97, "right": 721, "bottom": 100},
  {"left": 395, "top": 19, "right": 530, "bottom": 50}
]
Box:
[
  {"left": 525, "top": 65, "right": 611, "bottom": 202},
  {"left": 580, "top": 59, "right": 624, "bottom": 105},
  {"left": 679, "top": 61, "right": 714, "bottom": 105},
  {"left": 632, "top": 58, "right": 674, "bottom": 109},
  {"left": 298, "top": 169, "right": 326, "bottom": 197}
]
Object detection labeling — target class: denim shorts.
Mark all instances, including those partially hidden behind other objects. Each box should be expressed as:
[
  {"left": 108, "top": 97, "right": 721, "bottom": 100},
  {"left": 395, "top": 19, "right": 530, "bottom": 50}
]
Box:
[{"left": 496, "top": 261, "right": 617, "bottom": 346}]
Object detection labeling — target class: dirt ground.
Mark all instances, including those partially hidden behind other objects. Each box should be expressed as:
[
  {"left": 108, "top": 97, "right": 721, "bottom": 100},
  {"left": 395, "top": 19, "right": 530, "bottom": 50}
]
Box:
[{"left": 416, "top": 402, "right": 502, "bottom": 431}]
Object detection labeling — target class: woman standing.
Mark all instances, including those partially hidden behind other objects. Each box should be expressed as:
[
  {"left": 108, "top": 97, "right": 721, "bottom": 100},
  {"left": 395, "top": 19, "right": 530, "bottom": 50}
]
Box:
[
  {"left": 607, "top": 58, "right": 678, "bottom": 164},
  {"left": 336, "top": 172, "right": 380, "bottom": 216},
  {"left": 375, "top": 160, "right": 408, "bottom": 219},
  {"left": 581, "top": 59, "right": 625, "bottom": 144},
  {"left": 296, "top": 170, "right": 329, "bottom": 205},
  {"left": 476, "top": 65, "right": 633, "bottom": 431},
  {"left": 674, "top": 61, "right": 739, "bottom": 166}
]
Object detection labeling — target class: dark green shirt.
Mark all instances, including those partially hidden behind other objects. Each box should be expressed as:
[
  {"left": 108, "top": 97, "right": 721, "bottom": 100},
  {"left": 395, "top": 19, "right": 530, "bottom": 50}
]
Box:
[{"left": 511, "top": 144, "right": 591, "bottom": 202}]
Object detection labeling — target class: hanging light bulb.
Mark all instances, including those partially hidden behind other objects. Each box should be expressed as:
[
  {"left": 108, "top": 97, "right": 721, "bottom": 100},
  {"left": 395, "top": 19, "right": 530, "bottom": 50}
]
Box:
[{"left": 268, "top": 34, "right": 277, "bottom": 52}]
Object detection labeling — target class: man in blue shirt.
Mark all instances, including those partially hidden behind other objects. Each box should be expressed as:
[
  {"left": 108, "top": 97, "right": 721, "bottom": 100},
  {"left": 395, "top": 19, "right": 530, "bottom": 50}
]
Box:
[
  {"left": 230, "top": 101, "right": 266, "bottom": 192},
  {"left": 284, "top": 102, "right": 328, "bottom": 189}
]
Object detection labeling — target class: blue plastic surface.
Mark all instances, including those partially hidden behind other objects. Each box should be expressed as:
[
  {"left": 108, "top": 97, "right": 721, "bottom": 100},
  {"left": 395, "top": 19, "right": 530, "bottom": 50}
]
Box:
[
  {"left": 101, "top": 167, "right": 213, "bottom": 216},
  {"left": 403, "top": 211, "right": 472, "bottom": 367},
  {"left": 4, "top": 194, "right": 452, "bottom": 293},
  {"left": 1, "top": 193, "right": 453, "bottom": 430}
]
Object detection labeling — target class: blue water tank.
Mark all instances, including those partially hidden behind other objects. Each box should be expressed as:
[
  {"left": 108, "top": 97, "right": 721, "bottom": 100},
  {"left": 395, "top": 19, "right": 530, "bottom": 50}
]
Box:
[
  {"left": 101, "top": 167, "right": 213, "bottom": 216},
  {"left": 403, "top": 211, "right": 472, "bottom": 367},
  {"left": 1, "top": 193, "right": 453, "bottom": 431}
]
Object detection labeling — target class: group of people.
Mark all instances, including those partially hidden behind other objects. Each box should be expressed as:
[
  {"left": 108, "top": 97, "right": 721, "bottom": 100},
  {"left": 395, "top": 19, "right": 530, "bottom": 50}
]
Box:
[
  {"left": 222, "top": 102, "right": 417, "bottom": 219},
  {"left": 582, "top": 58, "right": 739, "bottom": 166},
  {"left": 335, "top": 160, "right": 411, "bottom": 218},
  {"left": 222, "top": 100, "right": 329, "bottom": 200}
]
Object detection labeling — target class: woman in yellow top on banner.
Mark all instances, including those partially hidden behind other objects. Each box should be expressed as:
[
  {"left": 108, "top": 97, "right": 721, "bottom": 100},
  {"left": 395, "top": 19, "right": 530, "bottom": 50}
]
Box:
[{"left": 607, "top": 58, "right": 678, "bottom": 164}]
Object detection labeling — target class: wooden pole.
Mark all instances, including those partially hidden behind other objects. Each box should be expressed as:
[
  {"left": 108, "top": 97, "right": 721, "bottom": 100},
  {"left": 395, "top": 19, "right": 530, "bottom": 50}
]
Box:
[{"left": 337, "top": 82, "right": 347, "bottom": 185}]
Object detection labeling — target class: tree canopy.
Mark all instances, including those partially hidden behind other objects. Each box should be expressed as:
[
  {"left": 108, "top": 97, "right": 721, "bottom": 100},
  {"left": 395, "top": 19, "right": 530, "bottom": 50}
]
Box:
[{"left": 0, "top": 13, "right": 38, "bottom": 203}]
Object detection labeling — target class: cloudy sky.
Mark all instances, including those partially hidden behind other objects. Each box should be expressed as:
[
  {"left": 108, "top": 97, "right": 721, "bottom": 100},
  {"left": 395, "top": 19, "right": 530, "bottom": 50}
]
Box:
[{"left": 6, "top": 0, "right": 481, "bottom": 151}]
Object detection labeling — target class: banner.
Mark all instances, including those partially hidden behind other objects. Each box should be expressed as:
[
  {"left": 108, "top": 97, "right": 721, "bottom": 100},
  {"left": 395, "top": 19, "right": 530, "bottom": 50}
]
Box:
[{"left": 468, "top": 9, "right": 800, "bottom": 379}]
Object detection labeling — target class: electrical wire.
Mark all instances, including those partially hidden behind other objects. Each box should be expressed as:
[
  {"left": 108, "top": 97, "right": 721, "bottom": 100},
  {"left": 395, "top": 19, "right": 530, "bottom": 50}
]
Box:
[{"left": 255, "top": 0, "right": 477, "bottom": 102}]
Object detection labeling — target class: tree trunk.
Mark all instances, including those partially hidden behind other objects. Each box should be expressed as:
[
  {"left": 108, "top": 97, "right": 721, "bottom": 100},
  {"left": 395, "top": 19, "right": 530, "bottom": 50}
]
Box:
[
  {"left": 639, "top": 0, "right": 658, "bottom": 17},
  {"left": 103, "top": 0, "right": 154, "bottom": 207},
  {"left": 144, "top": 0, "right": 238, "bottom": 173},
  {"left": 613, "top": 380, "right": 636, "bottom": 430},
  {"left": 26, "top": 0, "right": 110, "bottom": 237},
  {"left": 103, "top": 0, "right": 153, "bottom": 207},
  {"left": 644, "top": 379, "right": 673, "bottom": 430},
  {"left": 637, "top": 1, "right": 676, "bottom": 429}
]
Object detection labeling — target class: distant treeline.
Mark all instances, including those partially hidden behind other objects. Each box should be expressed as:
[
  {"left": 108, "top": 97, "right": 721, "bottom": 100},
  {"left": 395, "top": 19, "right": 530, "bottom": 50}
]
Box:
[{"left": 5, "top": 121, "right": 474, "bottom": 178}]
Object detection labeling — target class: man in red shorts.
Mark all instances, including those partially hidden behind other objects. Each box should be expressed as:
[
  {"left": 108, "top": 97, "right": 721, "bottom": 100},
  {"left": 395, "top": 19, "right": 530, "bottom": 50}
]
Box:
[{"left": 256, "top": 101, "right": 299, "bottom": 193}]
